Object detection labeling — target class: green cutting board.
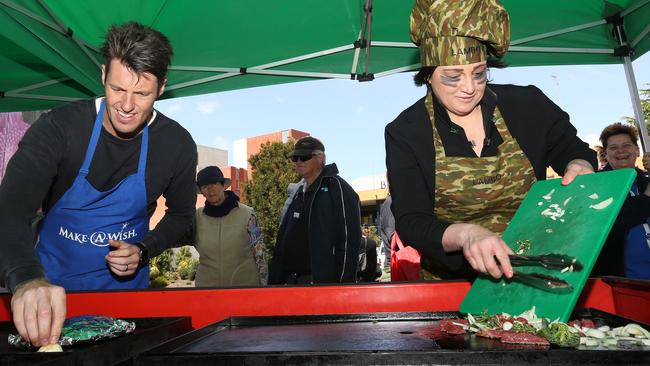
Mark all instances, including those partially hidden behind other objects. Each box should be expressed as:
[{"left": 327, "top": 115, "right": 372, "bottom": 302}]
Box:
[{"left": 459, "top": 168, "right": 636, "bottom": 321}]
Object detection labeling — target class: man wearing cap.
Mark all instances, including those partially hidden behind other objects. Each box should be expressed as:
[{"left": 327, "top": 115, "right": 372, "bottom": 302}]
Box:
[
  {"left": 186, "top": 166, "right": 267, "bottom": 286},
  {"left": 269, "top": 136, "right": 361, "bottom": 284},
  {"left": 385, "top": 0, "right": 596, "bottom": 280}
]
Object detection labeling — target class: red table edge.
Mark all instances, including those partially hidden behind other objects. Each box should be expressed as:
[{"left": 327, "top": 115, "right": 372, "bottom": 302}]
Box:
[{"left": 2, "top": 278, "right": 643, "bottom": 329}]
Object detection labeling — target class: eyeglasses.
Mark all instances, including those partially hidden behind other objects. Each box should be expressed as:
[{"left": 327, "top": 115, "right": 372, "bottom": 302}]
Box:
[{"left": 291, "top": 154, "right": 314, "bottom": 162}]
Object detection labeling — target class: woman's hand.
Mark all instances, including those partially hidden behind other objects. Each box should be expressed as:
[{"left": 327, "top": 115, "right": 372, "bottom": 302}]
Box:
[
  {"left": 562, "top": 159, "right": 595, "bottom": 186},
  {"left": 442, "top": 223, "right": 514, "bottom": 279}
]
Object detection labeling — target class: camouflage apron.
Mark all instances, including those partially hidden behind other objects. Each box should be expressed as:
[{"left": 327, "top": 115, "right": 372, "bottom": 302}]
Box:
[{"left": 421, "top": 91, "right": 536, "bottom": 279}]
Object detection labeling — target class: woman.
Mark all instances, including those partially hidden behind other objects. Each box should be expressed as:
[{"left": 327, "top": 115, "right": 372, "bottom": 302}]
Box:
[
  {"left": 385, "top": 0, "right": 596, "bottom": 280},
  {"left": 592, "top": 123, "right": 650, "bottom": 279}
]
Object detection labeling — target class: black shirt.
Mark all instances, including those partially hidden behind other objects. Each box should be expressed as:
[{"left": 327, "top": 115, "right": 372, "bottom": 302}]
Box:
[
  {"left": 433, "top": 88, "right": 503, "bottom": 157},
  {"left": 279, "top": 183, "right": 316, "bottom": 275}
]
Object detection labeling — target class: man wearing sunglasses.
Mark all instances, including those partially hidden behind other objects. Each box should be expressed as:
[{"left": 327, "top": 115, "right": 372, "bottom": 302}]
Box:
[{"left": 269, "top": 136, "right": 361, "bottom": 284}]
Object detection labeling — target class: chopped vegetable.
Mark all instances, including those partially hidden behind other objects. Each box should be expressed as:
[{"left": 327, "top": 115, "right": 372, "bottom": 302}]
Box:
[
  {"left": 589, "top": 197, "right": 613, "bottom": 210},
  {"left": 538, "top": 322, "right": 580, "bottom": 348}
]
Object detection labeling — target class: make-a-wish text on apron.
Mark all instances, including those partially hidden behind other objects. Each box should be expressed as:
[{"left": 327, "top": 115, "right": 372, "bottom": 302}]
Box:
[{"left": 36, "top": 99, "right": 150, "bottom": 290}]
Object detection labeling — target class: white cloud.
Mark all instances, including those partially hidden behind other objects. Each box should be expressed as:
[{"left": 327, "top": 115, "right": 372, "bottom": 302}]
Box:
[
  {"left": 161, "top": 101, "right": 184, "bottom": 114},
  {"left": 196, "top": 101, "right": 220, "bottom": 114},
  {"left": 212, "top": 135, "right": 229, "bottom": 150}
]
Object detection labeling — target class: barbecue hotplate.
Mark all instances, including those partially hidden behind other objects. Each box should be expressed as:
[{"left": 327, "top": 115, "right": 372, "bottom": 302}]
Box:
[
  {"left": 1, "top": 316, "right": 191, "bottom": 366},
  {"left": 137, "top": 309, "right": 650, "bottom": 366}
]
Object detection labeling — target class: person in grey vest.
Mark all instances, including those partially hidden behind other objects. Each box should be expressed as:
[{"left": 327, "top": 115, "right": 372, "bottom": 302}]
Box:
[{"left": 187, "top": 166, "right": 267, "bottom": 286}]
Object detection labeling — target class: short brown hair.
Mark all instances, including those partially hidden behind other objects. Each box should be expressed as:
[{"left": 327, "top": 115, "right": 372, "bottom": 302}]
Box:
[
  {"left": 101, "top": 22, "right": 173, "bottom": 87},
  {"left": 599, "top": 123, "right": 639, "bottom": 149}
]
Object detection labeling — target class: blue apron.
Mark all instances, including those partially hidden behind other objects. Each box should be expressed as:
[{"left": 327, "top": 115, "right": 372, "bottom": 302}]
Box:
[
  {"left": 624, "top": 183, "right": 650, "bottom": 280},
  {"left": 36, "top": 100, "right": 150, "bottom": 290}
]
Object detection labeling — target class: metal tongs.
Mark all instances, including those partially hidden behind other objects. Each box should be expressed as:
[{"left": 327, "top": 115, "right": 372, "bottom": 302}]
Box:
[{"left": 508, "top": 253, "right": 583, "bottom": 293}]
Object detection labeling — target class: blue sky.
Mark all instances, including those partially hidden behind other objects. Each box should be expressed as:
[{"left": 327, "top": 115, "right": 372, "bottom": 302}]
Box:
[{"left": 156, "top": 51, "right": 650, "bottom": 183}]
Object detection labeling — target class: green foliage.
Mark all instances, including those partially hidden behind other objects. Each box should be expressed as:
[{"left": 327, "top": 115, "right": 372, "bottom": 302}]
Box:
[
  {"left": 177, "top": 259, "right": 198, "bottom": 280},
  {"left": 151, "top": 249, "right": 174, "bottom": 275},
  {"left": 176, "top": 246, "right": 199, "bottom": 280},
  {"left": 149, "top": 246, "right": 199, "bottom": 286},
  {"left": 363, "top": 225, "right": 382, "bottom": 247},
  {"left": 623, "top": 85, "right": 650, "bottom": 132},
  {"left": 149, "top": 248, "right": 176, "bottom": 287},
  {"left": 243, "top": 140, "right": 299, "bottom": 255},
  {"left": 176, "top": 246, "right": 193, "bottom": 262},
  {"left": 149, "top": 275, "right": 169, "bottom": 288}
]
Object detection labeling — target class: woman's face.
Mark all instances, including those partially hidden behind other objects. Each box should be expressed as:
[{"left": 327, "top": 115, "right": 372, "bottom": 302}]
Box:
[
  {"left": 604, "top": 134, "right": 639, "bottom": 170},
  {"left": 428, "top": 61, "right": 488, "bottom": 119}
]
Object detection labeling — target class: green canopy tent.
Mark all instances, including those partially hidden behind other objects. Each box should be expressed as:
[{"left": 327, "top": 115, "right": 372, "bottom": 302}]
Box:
[{"left": 0, "top": 0, "right": 648, "bottom": 147}]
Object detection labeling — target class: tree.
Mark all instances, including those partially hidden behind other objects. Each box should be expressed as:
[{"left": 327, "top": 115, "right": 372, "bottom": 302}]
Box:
[
  {"left": 623, "top": 85, "right": 650, "bottom": 133},
  {"left": 243, "top": 141, "right": 299, "bottom": 255}
]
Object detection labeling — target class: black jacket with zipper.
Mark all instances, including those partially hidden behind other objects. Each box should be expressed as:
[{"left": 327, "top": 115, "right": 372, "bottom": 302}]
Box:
[{"left": 269, "top": 163, "right": 361, "bottom": 284}]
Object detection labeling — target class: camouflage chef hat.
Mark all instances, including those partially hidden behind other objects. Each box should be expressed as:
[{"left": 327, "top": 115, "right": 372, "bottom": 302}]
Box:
[{"left": 410, "top": 0, "right": 510, "bottom": 66}]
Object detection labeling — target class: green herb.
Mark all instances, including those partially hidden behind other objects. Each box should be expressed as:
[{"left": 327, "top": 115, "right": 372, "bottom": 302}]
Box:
[
  {"left": 512, "top": 322, "right": 537, "bottom": 334},
  {"left": 473, "top": 311, "right": 501, "bottom": 329},
  {"left": 515, "top": 239, "right": 532, "bottom": 254},
  {"left": 537, "top": 322, "right": 580, "bottom": 348}
]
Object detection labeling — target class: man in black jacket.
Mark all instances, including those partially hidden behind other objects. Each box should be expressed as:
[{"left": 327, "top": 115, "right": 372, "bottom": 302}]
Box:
[
  {"left": 269, "top": 136, "right": 361, "bottom": 284},
  {"left": 0, "top": 22, "right": 196, "bottom": 347}
]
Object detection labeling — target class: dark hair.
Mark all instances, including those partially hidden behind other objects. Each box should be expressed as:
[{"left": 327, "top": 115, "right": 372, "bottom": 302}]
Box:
[
  {"left": 599, "top": 122, "right": 639, "bottom": 149},
  {"left": 413, "top": 58, "right": 508, "bottom": 87},
  {"left": 100, "top": 22, "right": 173, "bottom": 88}
]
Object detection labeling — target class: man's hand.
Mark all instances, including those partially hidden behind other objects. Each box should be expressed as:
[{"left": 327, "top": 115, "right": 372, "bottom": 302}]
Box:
[
  {"left": 105, "top": 240, "right": 141, "bottom": 276},
  {"left": 11, "top": 278, "right": 66, "bottom": 347},
  {"left": 562, "top": 159, "right": 595, "bottom": 186}
]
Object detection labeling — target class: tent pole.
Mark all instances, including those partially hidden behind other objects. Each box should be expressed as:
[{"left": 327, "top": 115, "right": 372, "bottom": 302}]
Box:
[
  {"left": 622, "top": 56, "right": 649, "bottom": 152},
  {"left": 611, "top": 12, "right": 649, "bottom": 152}
]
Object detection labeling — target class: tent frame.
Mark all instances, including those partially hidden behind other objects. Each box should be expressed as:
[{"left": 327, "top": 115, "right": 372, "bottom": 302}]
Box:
[{"left": 1, "top": 0, "right": 648, "bottom": 151}]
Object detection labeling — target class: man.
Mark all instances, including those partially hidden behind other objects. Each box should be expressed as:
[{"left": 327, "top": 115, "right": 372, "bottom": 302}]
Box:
[
  {"left": 357, "top": 227, "right": 381, "bottom": 282},
  {"left": 592, "top": 123, "right": 650, "bottom": 279},
  {"left": 378, "top": 195, "right": 395, "bottom": 269},
  {"left": 269, "top": 136, "right": 361, "bottom": 284},
  {"left": 189, "top": 166, "right": 267, "bottom": 287},
  {"left": 0, "top": 22, "right": 197, "bottom": 346}
]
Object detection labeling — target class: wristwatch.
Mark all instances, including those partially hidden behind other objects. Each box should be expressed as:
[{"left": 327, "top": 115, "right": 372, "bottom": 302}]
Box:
[{"left": 133, "top": 242, "right": 150, "bottom": 264}]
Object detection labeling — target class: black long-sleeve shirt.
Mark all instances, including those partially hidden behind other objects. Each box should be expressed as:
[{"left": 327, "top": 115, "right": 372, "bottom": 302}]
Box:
[
  {"left": 0, "top": 99, "right": 197, "bottom": 292},
  {"left": 385, "top": 84, "right": 597, "bottom": 276}
]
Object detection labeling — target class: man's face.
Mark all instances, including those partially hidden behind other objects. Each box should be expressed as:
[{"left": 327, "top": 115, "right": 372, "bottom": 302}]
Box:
[
  {"left": 293, "top": 153, "right": 324, "bottom": 179},
  {"left": 200, "top": 182, "right": 226, "bottom": 206},
  {"left": 101, "top": 59, "right": 164, "bottom": 139},
  {"left": 605, "top": 134, "right": 639, "bottom": 170}
]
